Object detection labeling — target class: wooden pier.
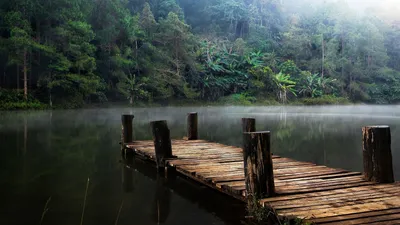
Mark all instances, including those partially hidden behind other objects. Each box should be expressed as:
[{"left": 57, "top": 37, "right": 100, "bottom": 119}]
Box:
[{"left": 121, "top": 114, "right": 400, "bottom": 224}]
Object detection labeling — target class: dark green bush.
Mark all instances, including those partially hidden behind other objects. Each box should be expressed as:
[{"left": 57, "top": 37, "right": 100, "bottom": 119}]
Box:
[
  {"left": 219, "top": 93, "right": 257, "bottom": 106},
  {"left": 301, "top": 95, "right": 350, "bottom": 105},
  {"left": 0, "top": 89, "right": 47, "bottom": 110}
]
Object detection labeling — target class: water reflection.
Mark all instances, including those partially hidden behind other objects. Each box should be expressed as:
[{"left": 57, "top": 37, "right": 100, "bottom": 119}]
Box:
[
  {"left": 122, "top": 160, "right": 134, "bottom": 193},
  {"left": 151, "top": 173, "right": 171, "bottom": 224},
  {"left": 0, "top": 106, "right": 399, "bottom": 225}
]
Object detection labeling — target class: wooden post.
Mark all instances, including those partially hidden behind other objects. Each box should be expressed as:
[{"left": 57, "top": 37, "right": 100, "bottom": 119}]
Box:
[
  {"left": 242, "top": 118, "right": 256, "bottom": 132},
  {"left": 362, "top": 126, "right": 394, "bottom": 183},
  {"left": 187, "top": 112, "right": 198, "bottom": 140},
  {"left": 151, "top": 120, "right": 173, "bottom": 168},
  {"left": 121, "top": 115, "right": 134, "bottom": 144},
  {"left": 243, "top": 131, "right": 275, "bottom": 198}
]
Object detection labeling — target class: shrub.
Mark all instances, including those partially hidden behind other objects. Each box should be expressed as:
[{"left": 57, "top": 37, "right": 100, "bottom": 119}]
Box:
[
  {"left": 0, "top": 89, "right": 47, "bottom": 110},
  {"left": 301, "top": 95, "right": 350, "bottom": 105},
  {"left": 219, "top": 93, "right": 257, "bottom": 106}
]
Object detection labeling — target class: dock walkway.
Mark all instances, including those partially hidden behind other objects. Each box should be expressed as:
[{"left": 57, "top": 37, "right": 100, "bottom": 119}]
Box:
[{"left": 125, "top": 139, "right": 400, "bottom": 225}]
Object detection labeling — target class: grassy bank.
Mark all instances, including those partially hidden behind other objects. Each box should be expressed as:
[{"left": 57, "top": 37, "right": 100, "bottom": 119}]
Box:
[
  {"left": 0, "top": 88, "right": 352, "bottom": 110},
  {"left": 0, "top": 89, "right": 48, "bottom": 110}
]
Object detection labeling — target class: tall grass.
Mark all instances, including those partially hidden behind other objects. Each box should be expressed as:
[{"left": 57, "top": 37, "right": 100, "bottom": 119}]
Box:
[
  {"left": 80, "top": 178, "right": 90, "bottom": 225},
  {"left": 40, "top": 196, "right": 52, "bottom": 225},
  {"left": 114, "top": 200, "right": 124, "bottom": 225}
]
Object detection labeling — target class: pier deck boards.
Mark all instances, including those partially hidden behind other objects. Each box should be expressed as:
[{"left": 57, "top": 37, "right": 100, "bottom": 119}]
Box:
[{"left": 125, "top": 139, "right": 400, "bottom": 224}]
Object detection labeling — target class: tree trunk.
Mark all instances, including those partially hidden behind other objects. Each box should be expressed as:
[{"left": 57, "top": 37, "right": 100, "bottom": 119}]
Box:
[
  {"left": 23, "top": 49, "right": 28, "bottom": 101},
  {"left": 341, "top": 33, "right": 344, "bottom": 78},
  {"left": 136, "top": 40, "right": 139, "bottom": 78},
  {"left": 29, "top": 49, "right": 32, "bottom": 88},
  {"left": 322, "top": 36, "right": 325, "bottom": 78},
  {"left": 17, "top": 65, "right": 20, "bottom": 90},
  {"left": 49, "top": 72, "right": 52, "bottom": 107}
]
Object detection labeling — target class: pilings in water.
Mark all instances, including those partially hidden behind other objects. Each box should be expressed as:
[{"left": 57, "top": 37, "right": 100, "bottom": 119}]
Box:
[
  {"left": 242, "top": 118, "right": 256, "bottom": 133},
  {"left": 187, "top": 112, "right": 198, "bottom": 140},
  {"left": 121, "top": 115, "right": 400, "bottom": 224},
  {"left": 121, "top": 114, "right": 395, "bottom": 196},
  {"left": 121, "top": 114, "right": 134, "bottom": 156},
  {"left": 362, "top": 126, "right": 394, "bottom": 183},
  {"left": 243, "top": 126, "right": 275, "bottom": 199},
  {"left": 242, "top": 118, "right": 275, "bottom": 199},
  {"left": 121, "top": 115, "right": 134, "bottom": 144},
  {"left": 150, "top": 120, "right": 173, "bottom": 169}
]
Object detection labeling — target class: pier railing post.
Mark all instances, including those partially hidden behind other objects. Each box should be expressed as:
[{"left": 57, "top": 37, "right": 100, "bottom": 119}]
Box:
[
  {"left": 242, "top": 118, "right": 256, "bottom": 132},
  {"left": 151, "top": 120, "right": 173, "bottom": 168},
  {"left": 362, "top": 126, "right": 394, "bottom": 183},
  {"left": 121, "top": 115, "right": 134, "bottom": 145},
  {"left": 243, "top": 131, "right": 275, "bottom": 199},
  {"left": 187, "top": 112, "right": 198, "bottom": 140}
]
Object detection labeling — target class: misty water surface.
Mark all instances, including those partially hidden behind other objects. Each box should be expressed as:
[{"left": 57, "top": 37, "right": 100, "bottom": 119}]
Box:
[{"left": 0, "top": 106, "right": 399, "bottom": 225}]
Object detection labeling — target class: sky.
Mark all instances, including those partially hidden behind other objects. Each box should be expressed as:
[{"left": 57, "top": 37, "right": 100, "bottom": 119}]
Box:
[
  {"left": 321, "top": 0, "right": 400, "bottom": 21},
  {"left": 348, "top": 0, "right": 399, "bottom": 21},
  {"left": 342, "top": 0, "right": 398, "bottom": 11}
]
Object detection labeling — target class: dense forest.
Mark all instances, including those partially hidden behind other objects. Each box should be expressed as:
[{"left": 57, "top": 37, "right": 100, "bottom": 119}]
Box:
[{"left": 0, "top": 0, "right": 399, "bottom": 108}]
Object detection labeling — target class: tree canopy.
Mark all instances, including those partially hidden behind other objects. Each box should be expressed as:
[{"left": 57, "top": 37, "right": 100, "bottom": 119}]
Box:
[{"left": 1, "top": 0, "right": 399, "bottom": 108}]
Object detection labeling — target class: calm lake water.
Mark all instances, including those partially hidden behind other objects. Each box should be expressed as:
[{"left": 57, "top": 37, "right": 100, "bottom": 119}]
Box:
[{"left": 0, "top": 106, "right": 399, "bottom": 225}]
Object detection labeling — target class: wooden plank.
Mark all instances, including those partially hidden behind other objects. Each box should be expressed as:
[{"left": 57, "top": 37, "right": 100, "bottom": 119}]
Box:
[
  {"left": 279, "top": 199, "right": 400, "bottom": 219},
  {"left": 275, "top": 195, "right": 400, "bottom": 211},
  {"left": 366, "top": 220, "right": 400, "bottom": 225},
  {"left": 269, "top": 187, "right": 400, "bottom": 208},
  {"left": 127, "top": 139, "right": 400, "bottom": 225},
  {"left": 314, "top": 208, "right": 400, "bottom": 224},
  {"left": 261, "top": 183, "right": 400, "bottom": 204}
]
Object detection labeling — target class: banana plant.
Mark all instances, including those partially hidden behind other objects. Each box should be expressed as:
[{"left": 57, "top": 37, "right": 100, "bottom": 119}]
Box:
[
  {"left": 274, "top": 72, "right": 297, "bottom": 103},
  {"left": 299, "top": 73, "right": 337, "bottom": 97}
]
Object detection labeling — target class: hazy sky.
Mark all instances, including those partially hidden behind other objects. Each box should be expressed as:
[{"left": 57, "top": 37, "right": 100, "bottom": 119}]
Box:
[
  {"left": 342, "top": 0, "right": 398, "bottom": 10},
  {"left": 325, "top": 0, "right": 399, "bottom": 20}
]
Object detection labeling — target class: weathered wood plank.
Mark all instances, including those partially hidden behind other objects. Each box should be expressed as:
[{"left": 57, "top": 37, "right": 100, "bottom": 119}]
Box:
[
  {"left": 314, "top": 208, "right": 400, "bottom": 224},
  {"left": 126, "top": 139, "right": 400, "bottom": 224}
]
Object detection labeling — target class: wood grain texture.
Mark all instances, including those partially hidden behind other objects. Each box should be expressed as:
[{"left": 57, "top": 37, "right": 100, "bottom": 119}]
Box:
[
  {"left": 362, "top": 126, "right": 394, "bottom": 183},
  {"left": 187, "top": 112, "right": 198, "bottom": 140},
  {"left": 243, "top": 131, "right": 275, "bottom": 198},
  {"left": 121, "top": 115, "right": 134, "bottom": 143},
  {"left": 242, "top": 118, "right": 256, "bottom": 132},
  {"left": 150, "top": 120, "right": 173, "bottom": 168},
  {"left": 125, "top": 139, "right": 400, "bottom": 224}
]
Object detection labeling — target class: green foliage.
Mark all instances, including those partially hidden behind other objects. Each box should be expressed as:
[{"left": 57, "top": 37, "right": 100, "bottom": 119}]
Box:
[
  {"left": 279, "top": 60, "right": 301, "bottom": 79},
  {"left": 1, "top": 0, "right": 400, "bottom": 108},
  {"left": 0, "top": 89, "right": 47, "bottom": 110},
  {"left": 301, "top": 95, "right": 350, "bottom": 105},
  {"left": 299, "top": 73, "right": 336, "bottom": 98},
  {"left": 274, "top": 72, "right": 297, "bottom": 103},
  {"left": 219, "top": 93, "right": 256, "bottom": 105}
]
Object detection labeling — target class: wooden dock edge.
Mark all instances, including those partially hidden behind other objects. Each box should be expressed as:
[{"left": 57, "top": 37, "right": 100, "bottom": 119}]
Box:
[{"left": 126, "top": 144, "right": 247, "bottom": 202}]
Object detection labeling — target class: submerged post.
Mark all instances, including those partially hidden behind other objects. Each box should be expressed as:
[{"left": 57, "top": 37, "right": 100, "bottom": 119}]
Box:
[
  {"left": 242, "top": 118, "right": 256, "bottom": 132},
  {"left": 121, "top": 115, "right": 134, "bottom": 144},
  {"left": 243, "top": 131, "right": 275, "bottom": 199},
  {"left": 362, "top": 126, "right": 394, "bottom": 183},
  {"left": 187, "top": 112, "right": 198, "bottom": 140},
  {"left": 151, "top": 120, "right": 173, "bottom": 168}
]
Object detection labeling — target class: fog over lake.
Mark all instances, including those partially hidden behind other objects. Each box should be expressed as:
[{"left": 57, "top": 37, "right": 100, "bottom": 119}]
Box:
[{"left": 0, "top": 106, "right": 399, "bottom": 225}]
